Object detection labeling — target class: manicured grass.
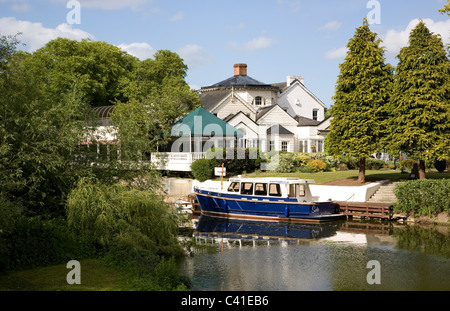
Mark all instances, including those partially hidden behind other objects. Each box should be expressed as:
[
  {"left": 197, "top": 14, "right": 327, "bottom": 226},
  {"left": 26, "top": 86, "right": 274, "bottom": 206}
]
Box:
[
  {"left": 0, "top": 259, "right": 132, "bottom": 291},
  {"left": 241, "top": 169, "right": 450, "bottom": 184}
]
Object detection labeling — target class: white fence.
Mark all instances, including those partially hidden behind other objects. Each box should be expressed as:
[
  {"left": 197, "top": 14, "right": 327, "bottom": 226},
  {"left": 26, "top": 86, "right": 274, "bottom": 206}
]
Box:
[{"left": 151, "top": 152, "right": 206, "bottom": 171}]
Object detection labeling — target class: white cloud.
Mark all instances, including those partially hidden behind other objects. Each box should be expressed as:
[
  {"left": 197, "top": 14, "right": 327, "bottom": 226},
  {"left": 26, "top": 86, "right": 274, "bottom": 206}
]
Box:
[
  {"left": 228, "top": 36, "right": 276, "bottom": 52},
  {"left": 0, "top": 17, "right": 95, "bottom": 52},
  {"left": 118, "top": 42, "right": 155, "bottom": 60},
  {"left": 177, "top": 44, "right": 212, "bottom": 68},
  {"left": 170, "top": 11, "right": 184, "bottom": 22},
  {"left": 381, "top": 18, "right": 450, "bottom": 56},
  {"left": 51, "top": 0, "right": 152, "bottom": 10},
  {"left": 319, "top": 21, "right": 342, "bottom": 31},
  {"left": 324, "top": 46, "right": 348, "bottom": 60}
]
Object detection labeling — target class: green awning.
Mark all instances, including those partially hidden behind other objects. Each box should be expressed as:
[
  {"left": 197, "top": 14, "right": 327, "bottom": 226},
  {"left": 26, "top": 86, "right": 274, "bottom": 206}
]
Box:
[{"left": 171, "top": 107, "right": 243, "bottom": 137}]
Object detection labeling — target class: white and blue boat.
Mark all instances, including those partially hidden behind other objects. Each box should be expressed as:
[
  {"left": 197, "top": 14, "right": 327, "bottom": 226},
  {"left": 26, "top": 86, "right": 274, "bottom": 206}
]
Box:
[{"left": 193, "top": 177, "right": 345, "bottom": 223}]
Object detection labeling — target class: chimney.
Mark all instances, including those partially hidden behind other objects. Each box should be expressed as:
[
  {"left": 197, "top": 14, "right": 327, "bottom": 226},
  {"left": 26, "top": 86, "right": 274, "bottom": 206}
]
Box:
[
  {"left": 234, "top": 63, "right": 247, "bottom": 76},
  {"left": 287, "top": 75, "right": 304, "bottom": 86}
]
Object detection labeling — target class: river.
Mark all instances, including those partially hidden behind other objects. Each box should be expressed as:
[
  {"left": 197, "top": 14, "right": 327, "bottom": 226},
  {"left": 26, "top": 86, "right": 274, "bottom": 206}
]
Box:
[{"left": 178, "top": 215, "right": 450, "bottom": 291}]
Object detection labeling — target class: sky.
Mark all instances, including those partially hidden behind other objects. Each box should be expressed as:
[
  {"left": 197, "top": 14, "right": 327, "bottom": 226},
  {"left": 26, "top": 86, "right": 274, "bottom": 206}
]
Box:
[{"left": 1, "top": 0, "right": 449, "bottom": 107}]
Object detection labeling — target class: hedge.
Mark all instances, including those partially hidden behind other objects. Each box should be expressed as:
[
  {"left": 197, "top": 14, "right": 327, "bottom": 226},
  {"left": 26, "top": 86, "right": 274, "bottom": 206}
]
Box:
[{"left": 394, "top": 179, "right": 450, "bottom": 217}]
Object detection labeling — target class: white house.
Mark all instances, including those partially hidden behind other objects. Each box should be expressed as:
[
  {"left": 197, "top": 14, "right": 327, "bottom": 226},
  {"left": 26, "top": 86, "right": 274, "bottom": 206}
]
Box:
[{"left": 199, "top": 63, "right": 330, "bottom": 154}]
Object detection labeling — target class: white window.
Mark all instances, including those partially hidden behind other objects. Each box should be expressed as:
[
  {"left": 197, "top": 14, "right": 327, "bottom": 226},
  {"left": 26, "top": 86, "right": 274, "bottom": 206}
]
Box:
[
  {"left": 298, "top": 140, "right": 308, "bottom": 153},
  {"left": 255, "top": 96, "right": 263, "bottom": 106},
  {"left": 281, "top": 141, "right": 288, "bottom": 152},
  {"left": 313, "top": 109, "right": 319, "bottom": 121},
  {"left": 269, "top": 141, "right": 275, "bottom": 151}
]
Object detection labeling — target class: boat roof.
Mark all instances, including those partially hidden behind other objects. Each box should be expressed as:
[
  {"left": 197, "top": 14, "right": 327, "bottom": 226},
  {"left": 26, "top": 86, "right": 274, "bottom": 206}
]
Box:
[{"left": 228, "top": 177, "right": 315, "bottom": 184}]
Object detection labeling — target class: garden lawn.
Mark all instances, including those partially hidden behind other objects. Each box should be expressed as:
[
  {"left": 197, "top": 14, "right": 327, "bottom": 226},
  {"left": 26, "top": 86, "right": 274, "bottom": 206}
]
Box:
[{"left": 241, "top": 170, "right": 450, "bottom": 185}]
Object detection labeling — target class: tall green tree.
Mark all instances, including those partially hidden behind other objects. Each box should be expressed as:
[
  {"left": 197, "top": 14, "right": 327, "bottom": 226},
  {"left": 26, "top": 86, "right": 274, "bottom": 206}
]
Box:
[
  {"left": 326, "top": 19, "right": 393, "bottom": 183},
  {"left": 31, "top": 38, "right": 138, "bottom": 107},
  {"left": 385, "top": 21, "right": 450, "bottom": 179},
  {"left": 0, "top": 35, "right": 91, "bottom": 215},
  {"left": 112, "top": 50, "right": 200, "bottom": 160}
]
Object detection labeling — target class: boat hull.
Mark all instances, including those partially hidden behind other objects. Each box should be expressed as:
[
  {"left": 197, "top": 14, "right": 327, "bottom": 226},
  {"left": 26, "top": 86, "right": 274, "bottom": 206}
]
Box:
[{"left": 194, "top": 188, "right": 345, "bottom": 223}]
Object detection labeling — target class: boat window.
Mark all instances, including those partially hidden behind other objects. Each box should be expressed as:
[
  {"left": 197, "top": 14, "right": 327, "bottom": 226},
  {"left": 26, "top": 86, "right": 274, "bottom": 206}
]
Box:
[
  {"left": 227, "top": 182, "right": 240, "bottom": 192},
  {"left": 299, "top": 184, "right": 305, "bottom": 197},
  {"left": 254, "top": 183, "right": 267, "bottom": 196},
  {"left": 288, "top": 184, "right": 296, "bottom": 198},
  {"left": 269, "top": 183, "right": 282, "bottom": 197},
  {"left": 241, "top": 183, "right": 254, "bottom": 195}
]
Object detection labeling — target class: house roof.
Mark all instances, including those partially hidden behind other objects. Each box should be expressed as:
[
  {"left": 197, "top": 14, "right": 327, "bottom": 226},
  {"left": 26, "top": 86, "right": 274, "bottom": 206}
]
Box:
[
  {"left": 199, "top": 90, "right": 230, "bottom": 111},
  {"left": 171, "top": 107, "right": 243, "bottom": 137},
  {"left": 267, "top": 124, "right": 294, "bottom": 135},
  {"left": 201, "top": 75, "right": 279, "bottom": 91},
  {"left": 296, "top": 115, "right": 322, "bottom": 126}
]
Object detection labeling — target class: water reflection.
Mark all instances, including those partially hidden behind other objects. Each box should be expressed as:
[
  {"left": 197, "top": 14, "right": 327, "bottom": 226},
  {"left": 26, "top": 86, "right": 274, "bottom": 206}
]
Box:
[{"left": 178, "top": 216, "right": 450, "bottom": 291}]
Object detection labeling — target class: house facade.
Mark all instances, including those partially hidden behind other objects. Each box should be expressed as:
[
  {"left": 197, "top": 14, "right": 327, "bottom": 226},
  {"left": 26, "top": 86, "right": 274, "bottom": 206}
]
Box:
[{"left": 199, "top": 63, "right": 330, "bottom": 154}]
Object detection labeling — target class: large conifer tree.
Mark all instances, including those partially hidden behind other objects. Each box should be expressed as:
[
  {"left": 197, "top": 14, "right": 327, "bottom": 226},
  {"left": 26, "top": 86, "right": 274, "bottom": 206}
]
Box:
[
  {"left": 326, "top": 19, "right": 393, "bottom": 183},
  {"left": 385, "top": 21, "right": 450, "bottom": 179}
]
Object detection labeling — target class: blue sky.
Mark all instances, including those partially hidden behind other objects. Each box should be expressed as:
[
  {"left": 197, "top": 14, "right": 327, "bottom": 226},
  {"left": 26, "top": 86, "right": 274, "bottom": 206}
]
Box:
[{"left": 1, "top": 0, "right": 449, "bottom": 107}]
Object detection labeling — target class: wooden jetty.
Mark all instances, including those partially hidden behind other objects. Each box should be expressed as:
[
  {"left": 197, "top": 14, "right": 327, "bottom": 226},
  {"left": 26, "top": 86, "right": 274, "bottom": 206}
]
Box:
[{"left": 335, "top": 201, "right": 393, "bottom": 220}]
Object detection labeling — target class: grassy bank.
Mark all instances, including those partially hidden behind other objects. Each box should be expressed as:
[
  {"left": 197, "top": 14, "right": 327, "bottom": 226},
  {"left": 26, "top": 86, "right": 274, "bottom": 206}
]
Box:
[{"left": 0, "top": 259, "right": 132, "bottom": 291}]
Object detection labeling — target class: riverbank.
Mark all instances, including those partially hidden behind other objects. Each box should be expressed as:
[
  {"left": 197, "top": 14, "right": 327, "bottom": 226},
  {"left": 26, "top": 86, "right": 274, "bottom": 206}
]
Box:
[{"left": 162, "top": 169, "right": 450, "bottom": 226}]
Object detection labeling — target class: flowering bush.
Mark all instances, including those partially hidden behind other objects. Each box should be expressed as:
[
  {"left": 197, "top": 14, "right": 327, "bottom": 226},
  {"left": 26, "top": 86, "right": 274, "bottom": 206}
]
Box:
[{"left": 306, "top": 159, "right": 327, "bottom": 172}]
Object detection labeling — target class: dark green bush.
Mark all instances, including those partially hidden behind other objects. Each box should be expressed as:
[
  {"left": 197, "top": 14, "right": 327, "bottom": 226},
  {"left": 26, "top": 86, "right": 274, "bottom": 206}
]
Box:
[
  {"left": 190, "top": 158, "right": 213, "bottom": 182},
  {"left": 394, "top": 179, "right": 450, "bottom": 217},
  {"left": 399, "top": 159, "right": 417, "bottom": 171},
  {"left": 207, "top": 148, "right": 263, "bottom": 176},
  {"left": 435, "top": 159, "right": 447, "bottom": 173},
  {"left": 0, "top": 217, "right": 96, "bottom": 272},
  {"left": 366, "top": 158, "right": 386, "bottom": 170}
]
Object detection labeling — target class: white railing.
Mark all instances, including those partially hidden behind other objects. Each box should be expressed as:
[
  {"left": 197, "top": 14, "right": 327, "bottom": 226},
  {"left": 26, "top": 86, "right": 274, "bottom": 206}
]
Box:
[{"left": 151, "top": 152, "right": 206, "bottom": 171}]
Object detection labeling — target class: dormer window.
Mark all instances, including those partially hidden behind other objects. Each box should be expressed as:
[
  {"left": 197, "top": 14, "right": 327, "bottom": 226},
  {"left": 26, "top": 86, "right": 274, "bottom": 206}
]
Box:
[
  {"left": 255, "top": 96, "right": 263, "bottom": 106},
  {"left": 313, "top": 109, "right": 319, "bottom": 121}
]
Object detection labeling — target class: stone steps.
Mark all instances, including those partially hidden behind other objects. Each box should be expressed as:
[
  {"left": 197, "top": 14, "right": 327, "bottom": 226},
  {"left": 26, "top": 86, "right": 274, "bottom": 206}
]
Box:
[{"left": 368, "top": 182, "right": 400, "bottom": 203}]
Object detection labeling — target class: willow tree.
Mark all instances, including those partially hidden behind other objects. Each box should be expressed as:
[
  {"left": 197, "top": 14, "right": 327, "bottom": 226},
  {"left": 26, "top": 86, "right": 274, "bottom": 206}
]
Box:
[
  {"left": 385, "top": 21, "right": 450, "bottom": 179},
  {"left": 326, "top": 19, "right": 393, "bottom": 183}
]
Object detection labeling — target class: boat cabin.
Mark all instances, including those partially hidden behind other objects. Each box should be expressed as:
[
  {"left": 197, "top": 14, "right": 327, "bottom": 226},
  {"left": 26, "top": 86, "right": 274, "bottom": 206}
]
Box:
[{"left": 225, "top": 177, "right": 315, "bottom": 201}]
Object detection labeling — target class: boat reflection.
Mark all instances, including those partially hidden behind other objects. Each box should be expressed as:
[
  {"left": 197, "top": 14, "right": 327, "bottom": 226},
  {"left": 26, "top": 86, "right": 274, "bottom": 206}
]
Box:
[{"left": 194, "top": 215, "right": 344, "bottom": 242}]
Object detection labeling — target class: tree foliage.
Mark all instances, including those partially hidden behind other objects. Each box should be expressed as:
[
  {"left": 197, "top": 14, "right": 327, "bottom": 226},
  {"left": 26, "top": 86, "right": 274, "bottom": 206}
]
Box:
[
  {"left": 66, "top": 178, "right": 183, "bottom": 258},
  {"left": 385, "top": 21, "right": 450, "bottom": 179},
  {"left": 31, "top": 38, "right": 138, "bottom": 107},
  {"left": 0, "top": 34, "right": 91, "bottom": 215},
  {"left": 112, "top": 50, "right": 200, "bottom": 159},
  {"left": 326, "top": 19, "right": 393, "bottom": 182}
]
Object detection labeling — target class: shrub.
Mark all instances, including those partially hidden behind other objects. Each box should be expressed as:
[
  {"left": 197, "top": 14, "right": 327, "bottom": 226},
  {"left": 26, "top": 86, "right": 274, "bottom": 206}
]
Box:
[
  {"left": 207, "top": 148, "right": 263, "bottom": 176},
  {"left": 190, "top": 158, "right": 213, "bottom": 182},
  {"left": 294, "top": 153, "right": 312, "bottom": 166},
  {"left": 306, "top": 159, "right": 327, "bottom": 172},
  {"left": 336, "top": 163, "right": 348, "bottom": 171},
  {"left": 276, "top": 152, "right": 296, "bottom": 173},
  {"left": 339, "top": 156, "right": 359, "bottom": 169},
  {"left": 0, "top": 217, "right": 95, "bottom": 272},
  {"left": 399, "top": 159, "right": 417, "bottom": 171},
  {"left": 366, "top": 158, "right": 385, "bottom": 170},
  {"left": 66, "top": 178, "right": 183, "bottom": 258},
  {"left": 323, "top": 155, "right": 340, "bottom": 169},
  {"left": 435, "top": 159, "right": 447, "bottom": 173},
  {"left": 394, "top": 179, "right": 450, "bottom": 217}
]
